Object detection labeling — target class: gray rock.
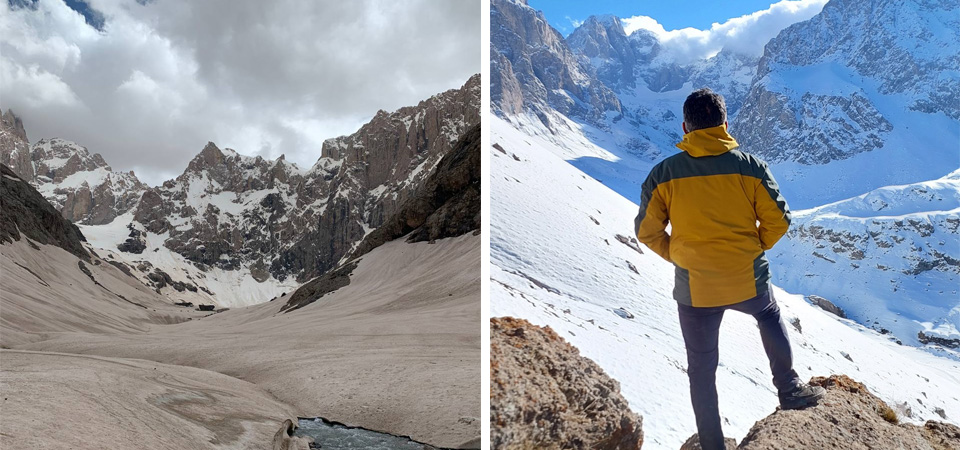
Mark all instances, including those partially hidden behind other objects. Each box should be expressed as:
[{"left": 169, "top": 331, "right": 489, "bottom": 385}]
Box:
[
  {"left": 0, "top": 164, "right": 88, "bottom": 260},
  {"left": 806, "top": 295, "right": 847, "bottom": 318}
]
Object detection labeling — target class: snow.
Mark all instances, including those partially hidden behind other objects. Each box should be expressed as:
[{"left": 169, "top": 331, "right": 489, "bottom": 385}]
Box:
[
  {"left": 490, "top": 115, "right": 960, "bottom": 449},
  {"left": 768, "top": 172, "right": 960, "bottom": 356},
  {"left": 79, "top": 213, "right": 298, "bottom": 308}
]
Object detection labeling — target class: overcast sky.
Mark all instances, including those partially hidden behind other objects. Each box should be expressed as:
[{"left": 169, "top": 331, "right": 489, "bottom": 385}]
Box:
[{"left": 1, "top": 0, "right": 480, "bottom": 185}]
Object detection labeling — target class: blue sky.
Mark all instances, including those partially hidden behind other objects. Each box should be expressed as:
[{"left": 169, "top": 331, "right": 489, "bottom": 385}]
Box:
[
  {"left": 530, "top": 0, "right": 805, "bottom": 35},
  {"left": 526, "top": 0, "right": 828, "bottom": 64}
]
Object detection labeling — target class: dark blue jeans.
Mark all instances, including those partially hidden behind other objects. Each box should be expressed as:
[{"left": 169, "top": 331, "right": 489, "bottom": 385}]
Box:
[{"left": 677, "top": 287, "right": 801, "bottom": 450}]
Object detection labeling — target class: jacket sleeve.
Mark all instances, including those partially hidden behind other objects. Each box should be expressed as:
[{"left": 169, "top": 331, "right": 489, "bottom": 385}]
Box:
[
  {"left": 635, "top": 170, "right": 671, "bottom": 262},
  {"left": 754, "top": 164, "right": 791, "bottom": 250}
]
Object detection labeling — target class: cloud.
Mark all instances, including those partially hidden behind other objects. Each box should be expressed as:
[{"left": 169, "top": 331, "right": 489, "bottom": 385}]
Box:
[
  {"left": 621, "top": 0, "right": 827, "bottom": 64},
  {"left": 567, "top": 16, "right": 584, "bottom": 29},
  {"left": 0, "top": 0, "right": 480, "bottom": 186}
]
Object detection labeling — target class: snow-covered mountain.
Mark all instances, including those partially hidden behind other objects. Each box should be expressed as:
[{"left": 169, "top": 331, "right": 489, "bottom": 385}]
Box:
[
  {"left": 732, "top": 0, "right": 960, "bottom": 208},
  {"left": 1, "top": 110, "right": 148, "bottom": 225},
  {"left": 490, "top": 0, "right": 621, "bottom": 124},
  {"left": 490, "top": 115, "right": 960, "bottom": 449},
  {"left": 1, "top": 75, "right": 480, "bottom": 307},
  {"left": 769, "top": 170, "right": 960, "bottom": 354},
  {"left": 491, "top": 0, "right": 959, "bottom": 357}
]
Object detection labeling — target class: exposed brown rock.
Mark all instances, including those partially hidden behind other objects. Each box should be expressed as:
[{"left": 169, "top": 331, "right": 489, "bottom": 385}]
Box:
[
  {"left": 490, "top": 316, "right": 643, "bottom": 450},
  {"left": 738, "top": 375, "right": 960, "bottom": 450}
]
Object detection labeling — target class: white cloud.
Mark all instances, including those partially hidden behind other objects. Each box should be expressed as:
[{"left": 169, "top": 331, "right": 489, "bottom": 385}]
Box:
[
  {"left": 621, "top": 0, "right": 828, "bottom": 63},
  {"left": 0, "top": 0, "right": 480, "bottom": 187},
  {"left": 567, "top": 16, "right": 584, "bottom": 29},
  {"left": 0, "top": 57, "right": 82, "bottom": 108}
]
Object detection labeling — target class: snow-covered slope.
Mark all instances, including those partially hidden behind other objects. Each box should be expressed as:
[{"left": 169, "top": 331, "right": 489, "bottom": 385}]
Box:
[
  {"left": 769, "top": 170, "right": 960, "bottom": 355},
  {"left": 490, "top": 116, "right": 960, "bottom": 449},
  {"left": 732, "top": 0, "right": 960, "bottom": 208}
]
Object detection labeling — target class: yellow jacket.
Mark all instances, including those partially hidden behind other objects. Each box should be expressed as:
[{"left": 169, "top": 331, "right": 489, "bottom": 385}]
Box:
[{"left": 634, "top": 124, "right": 791, "bottom": 307}]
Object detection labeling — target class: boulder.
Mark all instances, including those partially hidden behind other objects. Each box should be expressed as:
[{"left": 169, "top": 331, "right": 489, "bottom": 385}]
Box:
[
  {"left": 490, "top": 316, "right": 643, "bottom": 450},
  {"left": 806, "top": 295, "right": 847, "bottom": 318}
]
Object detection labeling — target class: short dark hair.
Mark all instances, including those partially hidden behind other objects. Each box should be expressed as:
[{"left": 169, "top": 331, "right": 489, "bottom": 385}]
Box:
[{"left": 683, "top": 88, "right": 726, "bottom": 132}]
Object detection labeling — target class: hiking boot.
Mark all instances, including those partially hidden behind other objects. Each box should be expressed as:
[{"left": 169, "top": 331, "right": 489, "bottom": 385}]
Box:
[{"left": 779, "top": 383, "right": 826, "bottom": 410}]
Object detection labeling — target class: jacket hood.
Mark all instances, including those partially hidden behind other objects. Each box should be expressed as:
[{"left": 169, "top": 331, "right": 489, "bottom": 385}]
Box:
[{"left": 676, "top": 124, "right": 739, "bottom": 157}]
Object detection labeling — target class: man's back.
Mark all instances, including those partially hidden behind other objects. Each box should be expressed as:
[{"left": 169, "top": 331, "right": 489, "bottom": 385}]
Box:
[{"left": 635, "top": 124, "right": 790, "bottom": 308}]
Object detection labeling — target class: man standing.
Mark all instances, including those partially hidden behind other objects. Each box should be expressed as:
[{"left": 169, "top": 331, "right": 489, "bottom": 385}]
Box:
[{"left": 634, "top": 88, "right": 824, "bottom": 449}]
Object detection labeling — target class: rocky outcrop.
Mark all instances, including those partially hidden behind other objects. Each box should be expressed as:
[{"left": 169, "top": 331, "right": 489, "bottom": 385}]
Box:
[
  {"left": 0, "top": 164, "right": 88, "bottom": 260},
  {"left": 280, "top": 260, "right": 358, "bottom": 314},
  {"left": 490, "top": 316, "right": 643, "bottom": 450},
  {"left": 733, "top": 88, "right": 892, "bottom": 164},
  {"left": 918, "top": 332, "right": 960, "bottom": 349},
  {"left": 806, "top": 295, "right": 847, "bottom": 318},
  {"left": 351, "top": 123, "right": 480, "bottom": 258},
  {"left": 738, "top": 375, "right": 960, "bottom": 449}
]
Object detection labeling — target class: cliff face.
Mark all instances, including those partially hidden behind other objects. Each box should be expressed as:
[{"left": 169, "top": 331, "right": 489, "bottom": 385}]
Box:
[
  {"left": 352, "top": 123, "right": 480, "bottom": 258},
  {"left": 0, "top": 164, "right": 88, "bottom": 260},
  {"left": 490, "top": 316, "right": 644, "bottom": 450},
  {"left": 490, "top": 0, "right": 622, "bottom": 124}
]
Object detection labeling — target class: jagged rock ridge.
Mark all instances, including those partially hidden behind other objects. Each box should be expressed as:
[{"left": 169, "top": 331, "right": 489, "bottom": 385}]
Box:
[
  {"left": 733, "top": 0, "right": 959, "bottom": 165},
  {"left": 0, "top": 110, "right": 148, "bottom": 225},
  {"left": 0, "top": 75, "right": 480, "bottom": 306},
  {"left": 490, "top": 0, "right": 622, "bottom": 125}
]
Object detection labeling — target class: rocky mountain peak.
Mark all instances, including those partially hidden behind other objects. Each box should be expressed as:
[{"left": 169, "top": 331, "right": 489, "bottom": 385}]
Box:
[
  {"left": 0, "top": 108, "right": 34, "bottom": 182},
  {"left": 757, "top": 0, "right": 958, "bottom": 118},
  {"left": 733, "top": 0, "right": 959, "bottom": 171},
  {"left": 188, "top": 141, "right": 226, "bottom": 171},
  {"left": 0, "top": 115, "right": 147, "bottom": 225},
  {"left": 490, "top": 0, "right": 622, "bottom": 125},
  {"left": 31, "top": 138, "right": 112, "bottom": 182},
  {"left": 2, "top": 109, "right": 27, "bottom": 142}
]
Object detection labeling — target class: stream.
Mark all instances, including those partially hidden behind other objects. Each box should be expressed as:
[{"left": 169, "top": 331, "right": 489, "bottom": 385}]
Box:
[{"left": 294, "top": 417, "right": 442, "bottom": 450}]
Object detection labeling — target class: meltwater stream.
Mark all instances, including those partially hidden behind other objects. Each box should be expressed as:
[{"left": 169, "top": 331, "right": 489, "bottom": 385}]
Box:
[{"left": 294, "top": 418, "right": 441, "bottom": 450}]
